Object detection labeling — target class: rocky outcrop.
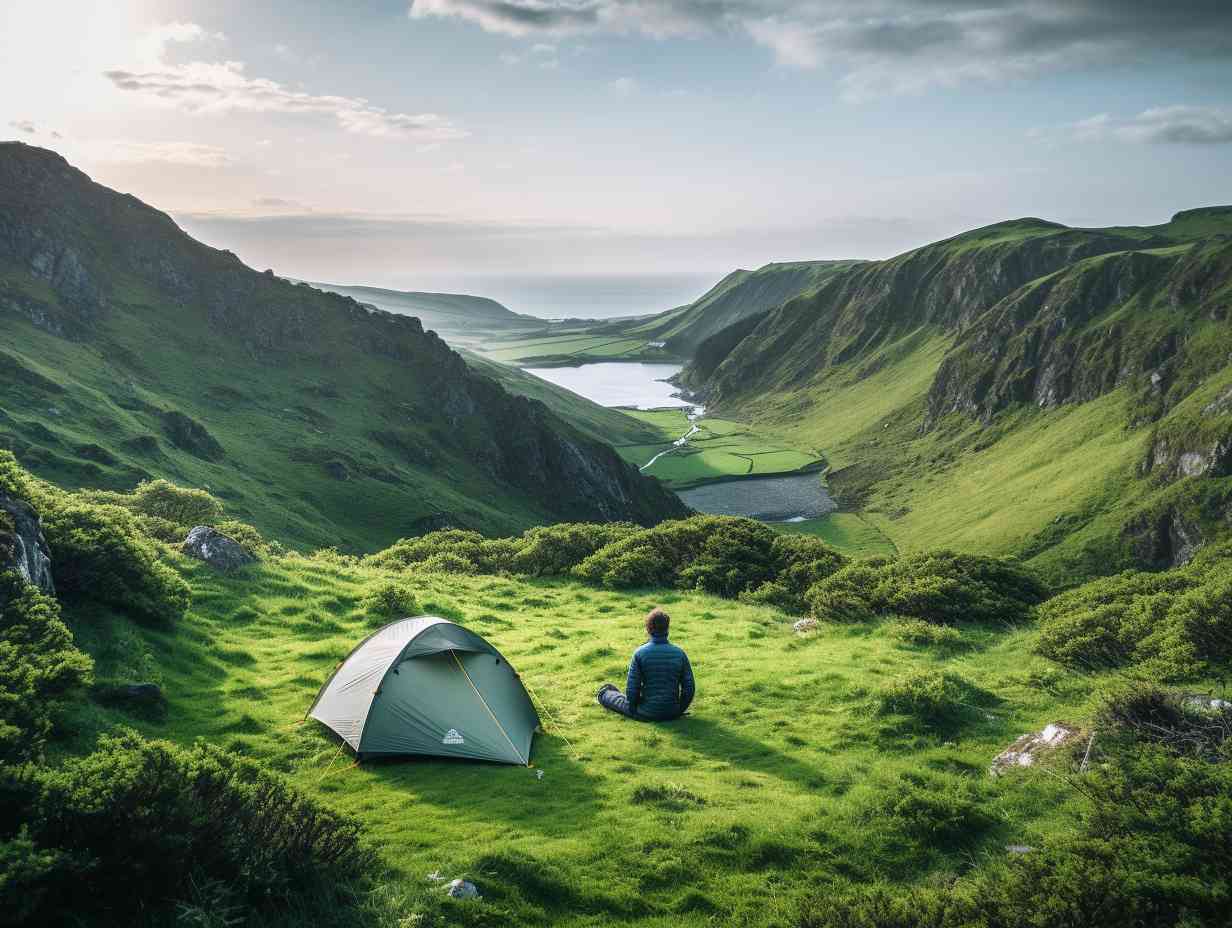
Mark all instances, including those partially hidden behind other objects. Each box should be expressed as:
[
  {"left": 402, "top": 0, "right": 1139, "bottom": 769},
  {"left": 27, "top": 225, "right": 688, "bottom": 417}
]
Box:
[
  {"left": 925, "top": 241, "right": 1232, "bottom": 427},
  {"left": 182, "top": 526, "right": 256, "bottom": 571},
  {"left": 161, "top": 411, "right": 224, "bottom": 461},
  {"left": 0, "top": 490, "right": 54, "bottom": 595}
]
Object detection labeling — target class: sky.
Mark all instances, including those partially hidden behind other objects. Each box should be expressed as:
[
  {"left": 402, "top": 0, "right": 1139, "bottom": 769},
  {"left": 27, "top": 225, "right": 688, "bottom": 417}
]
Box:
[{"left": 2, "top": 0, "right": 1230, "bottom": 316}]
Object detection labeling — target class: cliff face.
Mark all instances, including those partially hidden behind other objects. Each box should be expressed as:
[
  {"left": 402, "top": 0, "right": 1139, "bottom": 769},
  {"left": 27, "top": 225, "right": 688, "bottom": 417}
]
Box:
[
  {"left": 693, "top": 221, "right": 1164, "bottom": 405},
  {"left": 0, "top": 143, "right": 686, "bottom": 544}
]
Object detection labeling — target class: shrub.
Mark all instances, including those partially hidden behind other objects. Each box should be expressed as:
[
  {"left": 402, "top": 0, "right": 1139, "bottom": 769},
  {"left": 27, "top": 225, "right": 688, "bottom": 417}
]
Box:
[
  {"left": 365, "top": 529, "right": 514, "bottom": 574},
  {"left": 128, "top": 479, "right": 224, "bottom": 527},
  {"left": 875, "top": 670, "right": 984, "bottom": 724},
  {"left": 0, "top": 451, "right": 29, "bottom": 498},
  {"left": 574, "top": 515, "right": 781, "bottom": 596},
  {"left": 741, "top": 534, "right": 848, "bottom": 613},
  {"left": 0, "top": 731, "right": 375, "bottom": 926},
  {"left": 419, "top": 551, "right": 478, "bottom": 574},
  {"left": 213, "top": 519, "right": 283, "bottom": 559},
  {"left": 360, "top": 580, "right": 419, "bottom": 619},
  {"left": 511, "top": 522, "right": 639, "bottom": 576},
  {"left": 1098, "top": 683, "right": 1231, "bottom": 762},
  {"left": 886, "top": 619, "right": 965, "bottom": 648},
  {"left": 806, "top": 551, "right": 1047, "bottom": 625},
  {"left": 860, "top": 772, "right": 990, "bottom": 847},
  {"left": 1036, "top": 552, "right": 1232, "bottom": 679},
  {"left": 39, "top": 500, "right": 190, "bottom": 625},
  {"left": 0, "top": 572, "right": 93, "bottom": 763}
]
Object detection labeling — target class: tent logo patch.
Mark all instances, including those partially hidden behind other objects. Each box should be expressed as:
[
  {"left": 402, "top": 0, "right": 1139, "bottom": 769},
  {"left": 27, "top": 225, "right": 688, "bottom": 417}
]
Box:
[{"left": 442, "top": 728, "right": 464, "bottom": 745}]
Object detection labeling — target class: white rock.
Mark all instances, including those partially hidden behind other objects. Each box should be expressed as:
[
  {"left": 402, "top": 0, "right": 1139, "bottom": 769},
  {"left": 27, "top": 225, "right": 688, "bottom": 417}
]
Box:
[
  {"left": 990, "top": 723, "right": 1078, "bottom": 776},
  {"left": 793, "top": 618, "right": 820, "bottom": 633},
  {"left": 445, "top": 879, "right": 480, "bottom": 900}
]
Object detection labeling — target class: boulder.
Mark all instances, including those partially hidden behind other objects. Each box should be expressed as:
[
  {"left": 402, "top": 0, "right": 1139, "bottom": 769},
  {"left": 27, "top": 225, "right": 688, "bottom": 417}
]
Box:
[
  {"left": 990, "top": 723, "right": 1078, "bottom": 776},
  {"left": 182, "top": 525, "right": 256, "bottom": 571},
  {"left": 793, "top": 618, "right": 820, "bottom": 633},
  {"left": 445, "top": 879, "right": 480, "bottom": 900},
  {"left": 0, "top": 490, "right": 55, "bottom": 595},
  {"left": 93, "top": 682, "right": 165, "bottom": 717}
]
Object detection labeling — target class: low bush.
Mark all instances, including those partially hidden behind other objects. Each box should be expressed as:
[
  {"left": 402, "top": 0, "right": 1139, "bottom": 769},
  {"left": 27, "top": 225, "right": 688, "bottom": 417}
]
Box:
[
  {"left": 875, "top": 670, "right": 985, "bottom": 725},
  {"left": 574, "top": 515, "right": 791, "bottom": 596},
  {"left": 741, "top": 534, "right": 849, "bottom": 612},
  {"left": 128, "top": 478, "right": 224, "bottom": 527},
  {"left": 806, "top": 551, "right": 1047, "bottom": 625},
  {"left": 1037, "top": 546, "right": 1232, "bottom": 679},
  {"left": 364, "top": 528, "right": 516, "bottom": 574},
  {"left": 40, "top": 499, "right": 190, "bottom": 625},
  {"left": 0, "top": 572, "right": 93, "bottom": 764},
  {"left": 885, "top": 619, "right": 965, "bottom": 648},
  {"left": 213, "top": 519, "right": 284, "bottom": 559},
  {"left": 1098, "top": 683, "right": 1231, "bottom": 762},
  {"left": 0, "top": 731, "right": 375, "bottom": 927},
  {"left": 359, "top": 580, "right": 419, "bottom": 619},
  {"left": 859, "top": 772, "right": 990, "bottom": 848},
  {"left": 511, "top": 521, "right": 639, "bottom": 576}
]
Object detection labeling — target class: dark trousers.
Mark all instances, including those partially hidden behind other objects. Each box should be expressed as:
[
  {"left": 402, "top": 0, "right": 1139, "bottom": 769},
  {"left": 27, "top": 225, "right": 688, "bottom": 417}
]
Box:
[{"left": 597, "top": 684, "right": 639, "bottom": 719}]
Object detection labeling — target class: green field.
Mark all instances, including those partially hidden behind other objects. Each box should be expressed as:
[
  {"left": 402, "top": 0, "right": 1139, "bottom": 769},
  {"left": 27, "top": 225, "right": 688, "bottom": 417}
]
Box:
[
  {"left": 614, "top": 408, "right": 824, "bottom": 488},
  {"left": 773, "top": 512, "right": 898, "bottom": 557},
  {"left": 482, "top": 331, "right": 677, "bottom": 365},
  {"left": 66, "top": 553, "right": 1104, "bottom": 927}
]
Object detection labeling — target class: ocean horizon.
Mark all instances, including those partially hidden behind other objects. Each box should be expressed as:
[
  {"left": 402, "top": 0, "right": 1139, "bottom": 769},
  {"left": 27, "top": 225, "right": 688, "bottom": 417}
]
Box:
[{"left": 365, "top": 271, "right": 725, "bottom": 321}]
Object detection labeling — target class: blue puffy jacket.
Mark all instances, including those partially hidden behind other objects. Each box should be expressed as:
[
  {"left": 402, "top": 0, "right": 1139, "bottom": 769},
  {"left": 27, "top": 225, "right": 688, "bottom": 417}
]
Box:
[{"left": 626, "top": 634, "right": 695, "bottom": 720}]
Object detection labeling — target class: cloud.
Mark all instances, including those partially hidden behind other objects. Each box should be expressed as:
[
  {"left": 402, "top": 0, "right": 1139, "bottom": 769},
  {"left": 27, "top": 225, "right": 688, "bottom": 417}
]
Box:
[
  {"left": 408, "top": 1, "right": 1232, "bottom": 96},
  {"left": 252, "top": 196, "right": 309, "bottom": 210},
  {"left": 1049, "top": 105, "right": 1232, "bottom": 145},
  {"left": 607, "top": 76, "right": 638, "bottom": 95},
  {"left": 107, "top": 23, "right": 467, "bottom": 140},
  {"left": 95, "top": 140, "right": 235, "bottom": 167},
  {"left": 8, "top": 120, "right": 36, "bottom": 134}
]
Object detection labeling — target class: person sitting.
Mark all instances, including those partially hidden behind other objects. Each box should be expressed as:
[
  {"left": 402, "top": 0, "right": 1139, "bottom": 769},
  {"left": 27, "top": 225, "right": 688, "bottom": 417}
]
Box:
[{"left": 596, "top": 607, "right": 694, "bottom": 721}]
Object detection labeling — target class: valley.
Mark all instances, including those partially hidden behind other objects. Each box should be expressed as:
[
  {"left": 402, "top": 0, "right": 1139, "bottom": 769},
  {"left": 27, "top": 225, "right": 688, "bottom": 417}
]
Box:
[{"left": 2, "top": 140, "right": 1230, "bottom": 928}]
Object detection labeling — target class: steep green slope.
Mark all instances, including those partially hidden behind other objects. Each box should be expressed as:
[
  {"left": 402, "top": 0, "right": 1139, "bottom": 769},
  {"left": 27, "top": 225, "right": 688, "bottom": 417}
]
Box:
[
  {"left": 0, "top": 143, "right": 686, "bottom": 550},
  {"left": 459, "top": 350, "right": 662, "bottom": 446},
  {"left": 683, "top": 212, "right": 1232, "bottom": 579}
]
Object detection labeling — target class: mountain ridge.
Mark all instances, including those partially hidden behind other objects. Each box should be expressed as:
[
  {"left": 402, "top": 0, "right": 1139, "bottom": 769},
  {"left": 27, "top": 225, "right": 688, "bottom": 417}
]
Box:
[{"left": 0, "top": 142, "right": 686, "bottom": 549}]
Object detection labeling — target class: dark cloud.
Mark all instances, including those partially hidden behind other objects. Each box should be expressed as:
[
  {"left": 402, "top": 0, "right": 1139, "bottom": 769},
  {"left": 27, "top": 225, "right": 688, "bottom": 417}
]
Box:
[{"left": 411, "top": 0, "right": 1232, "bottom": 94}]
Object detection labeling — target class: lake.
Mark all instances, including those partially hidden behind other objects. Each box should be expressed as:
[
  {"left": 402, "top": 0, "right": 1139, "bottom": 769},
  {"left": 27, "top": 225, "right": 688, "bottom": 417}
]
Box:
[
  {"left": 522, "top": 362, "right": 689, "bottom": 409},
  {"left": 678, "top": 474, "right": 837, "bottom": 522}
]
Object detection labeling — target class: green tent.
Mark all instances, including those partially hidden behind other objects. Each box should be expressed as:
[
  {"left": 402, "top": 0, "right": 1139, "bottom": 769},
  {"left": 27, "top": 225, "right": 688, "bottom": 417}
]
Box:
[{"left": 308, "top": 616, "right": 539, "bottom": 765}]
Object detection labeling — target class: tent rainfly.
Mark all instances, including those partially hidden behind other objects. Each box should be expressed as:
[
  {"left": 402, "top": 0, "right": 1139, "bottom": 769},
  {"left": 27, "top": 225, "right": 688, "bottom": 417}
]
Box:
[{"left": 308, "top": 617, "right": 539, "bottom": 765}]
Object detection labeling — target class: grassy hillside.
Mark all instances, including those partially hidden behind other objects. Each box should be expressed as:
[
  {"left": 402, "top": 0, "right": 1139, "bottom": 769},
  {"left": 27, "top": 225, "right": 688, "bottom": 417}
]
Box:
[
  {"left": 3, "top": 453, "right": 1222, "bottom": 927},
  {"left": 684, "top": 211, "right": 1232, "bottom": 582},
  {"left": 0, "top": 143, "right": 686, "bottom": 550}
]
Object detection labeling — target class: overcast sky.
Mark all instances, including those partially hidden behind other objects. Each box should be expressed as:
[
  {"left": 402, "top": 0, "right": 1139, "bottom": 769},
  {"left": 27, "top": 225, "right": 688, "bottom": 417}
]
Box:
[{"left": 2, "top": 0, "right": 1230, "bottom": 301}]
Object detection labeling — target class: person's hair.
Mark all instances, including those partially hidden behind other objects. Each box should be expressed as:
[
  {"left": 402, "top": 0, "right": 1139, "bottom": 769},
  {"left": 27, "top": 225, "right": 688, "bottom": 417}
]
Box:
[{"left": 645, "top": 607, "right": 670, "bottom": 638}]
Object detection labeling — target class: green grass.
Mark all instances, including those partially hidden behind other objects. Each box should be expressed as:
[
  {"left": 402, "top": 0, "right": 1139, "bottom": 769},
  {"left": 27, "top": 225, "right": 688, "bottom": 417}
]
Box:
[
  {"left": 773, "top": 512, "right": 898, "bottom": 557},
  {"left": 62, "top": 552, "right": 1116, "bottom": 927}
]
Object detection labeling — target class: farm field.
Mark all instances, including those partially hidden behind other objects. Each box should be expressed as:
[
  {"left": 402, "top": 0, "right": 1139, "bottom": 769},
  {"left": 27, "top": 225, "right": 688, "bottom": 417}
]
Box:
[{"left": 615, "top": 408, "right": 824, "bottom": 488}]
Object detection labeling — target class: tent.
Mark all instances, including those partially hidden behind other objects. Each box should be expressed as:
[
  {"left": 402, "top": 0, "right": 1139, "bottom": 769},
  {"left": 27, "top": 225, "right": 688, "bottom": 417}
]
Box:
[{"left": 308, "top": 616, "right": 539, "bottom": 765}]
